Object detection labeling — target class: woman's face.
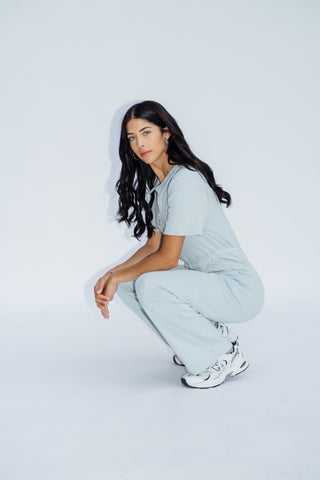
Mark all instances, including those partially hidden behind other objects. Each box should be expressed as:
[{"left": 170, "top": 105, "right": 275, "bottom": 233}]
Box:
[{"left": 126, "top": 118, "right": 170, "bottom": 167}]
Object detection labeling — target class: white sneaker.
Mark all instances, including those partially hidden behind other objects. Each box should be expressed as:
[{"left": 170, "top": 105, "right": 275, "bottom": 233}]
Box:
[
  {"left": 180, "top": 342, "right": 249, "bottom": 389},
  {"left": 172, "top": 322, "right": 239, "bottom": 367}
]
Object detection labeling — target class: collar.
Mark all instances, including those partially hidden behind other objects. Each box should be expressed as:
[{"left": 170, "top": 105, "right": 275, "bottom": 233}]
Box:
[{"left": 149, "top": 163, "right": 181, "bottom": 194}]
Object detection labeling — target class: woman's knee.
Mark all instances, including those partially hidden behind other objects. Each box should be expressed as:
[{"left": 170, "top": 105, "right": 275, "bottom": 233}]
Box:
[
  {"left": 117, "top": 280, "right": 135, "bottom": 300},
  {"left": 135, "top": 272, "right": 162, "bottom": 306}
]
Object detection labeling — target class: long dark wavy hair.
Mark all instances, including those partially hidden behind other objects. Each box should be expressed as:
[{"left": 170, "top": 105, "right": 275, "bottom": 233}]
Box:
[{"left": 115, "top": 100, "right": 232, "bottom": 240}]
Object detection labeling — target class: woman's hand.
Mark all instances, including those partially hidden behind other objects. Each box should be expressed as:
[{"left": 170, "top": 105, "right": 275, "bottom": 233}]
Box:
[{"left": 94, "top": 272, "right": 118, "bottom": 319}]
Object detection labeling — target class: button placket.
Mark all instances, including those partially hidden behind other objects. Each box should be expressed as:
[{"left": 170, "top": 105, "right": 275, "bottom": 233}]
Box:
[{"left": 155, "top": 193, "right": 162, "bottom": 230}]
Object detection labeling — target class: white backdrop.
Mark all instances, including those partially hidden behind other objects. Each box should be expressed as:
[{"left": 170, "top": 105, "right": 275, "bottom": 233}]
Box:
[
  {"left": 1, "top": 0, "right": 319, "bottom": 314},
  {"left": 1, "top": 1, "right": 320, "bottom": 479}
]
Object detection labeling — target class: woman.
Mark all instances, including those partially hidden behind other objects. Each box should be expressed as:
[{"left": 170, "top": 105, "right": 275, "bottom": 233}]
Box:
[{"left": 94, "top": 100, "right": 265, "bottom": 389}]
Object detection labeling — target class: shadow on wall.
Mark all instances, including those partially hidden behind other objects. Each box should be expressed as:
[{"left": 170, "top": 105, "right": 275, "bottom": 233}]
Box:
[{"left": 84, "top": 99, "right": 149, "bottom": 316}]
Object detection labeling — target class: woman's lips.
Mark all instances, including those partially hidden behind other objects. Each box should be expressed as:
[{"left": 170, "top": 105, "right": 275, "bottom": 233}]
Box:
[{"left": 141, "top": 151, "right": 151, "bottom": 157}]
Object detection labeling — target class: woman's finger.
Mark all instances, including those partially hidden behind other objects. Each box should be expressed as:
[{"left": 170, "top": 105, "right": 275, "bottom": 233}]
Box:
[
  {"left": 96, "top": 272, "right": 112, "bottom": 294},
  {"left": 94, "top": 277, "right": 107, "bottom": 295},
  {"left": 95, "top": 293, "right": 109, "bottom": 299},
  {"left": 96, "top": 297, "right": 107, "bottom": 304},
  {"left": 96, "top": 296, "right": 108, "bottom": 305},
  {"left": 95, "top": 294, "right": 110, "bottom": 307},
  {"left": 96, "top": 301, "right": 107, "bottom": 308},
  {"left": 101, "top": 303, "right": 109, "bottom": 319}
]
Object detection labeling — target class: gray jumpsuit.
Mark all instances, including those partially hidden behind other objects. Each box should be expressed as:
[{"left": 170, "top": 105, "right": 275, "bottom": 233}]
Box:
[{"left": 117, "top": 164, "right": 265, "bottom": 374}]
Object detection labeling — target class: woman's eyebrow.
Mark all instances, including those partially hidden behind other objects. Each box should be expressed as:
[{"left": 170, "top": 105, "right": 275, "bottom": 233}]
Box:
[{"left": 126, "top": 127, "right": 151, "bottom": 135}]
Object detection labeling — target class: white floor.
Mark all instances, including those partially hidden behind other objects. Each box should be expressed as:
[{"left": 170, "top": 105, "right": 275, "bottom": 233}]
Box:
[{"left": 1, "top": 298, "right": 319, "bottom": 480}]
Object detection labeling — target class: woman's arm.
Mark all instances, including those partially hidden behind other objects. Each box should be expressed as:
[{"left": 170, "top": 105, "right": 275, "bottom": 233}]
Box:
[
  {"left": 110, "top": 235, "right": 185, "bottom": 285},
  {"left": 95, "top": 234, "right": 184, "bottom": 319},
  {"left": 105, "top": 231, "right": 162, "bottom": 274},
  {"left": 94, "top": 231, "right": 162, "bottom": 301}
]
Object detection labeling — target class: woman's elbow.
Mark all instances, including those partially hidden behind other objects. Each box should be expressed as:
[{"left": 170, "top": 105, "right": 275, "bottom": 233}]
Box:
[{"left": 166, "top": 257, "right": 180, "bottom": 269}]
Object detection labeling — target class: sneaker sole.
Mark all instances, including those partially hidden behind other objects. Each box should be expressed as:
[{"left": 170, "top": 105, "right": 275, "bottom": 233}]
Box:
[
  {"left": 229, "top": 359, "right": 249, "bottom": 377},
  {"left": 181, "top": 361, "right": 249, "bottom": 389}
]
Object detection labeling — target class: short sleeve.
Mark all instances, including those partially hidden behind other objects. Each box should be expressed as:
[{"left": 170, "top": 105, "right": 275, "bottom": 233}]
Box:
[
  {"left": 151, "top": 196, "right": 159, "bottom": 231},
  {"left": 163, "top": 168, "right": 208, "bottom": 235}
]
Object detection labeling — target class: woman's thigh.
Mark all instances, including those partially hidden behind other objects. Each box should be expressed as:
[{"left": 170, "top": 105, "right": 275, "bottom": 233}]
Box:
[{"left": 135, "top": 264, "right": 264, "bottom": 323}]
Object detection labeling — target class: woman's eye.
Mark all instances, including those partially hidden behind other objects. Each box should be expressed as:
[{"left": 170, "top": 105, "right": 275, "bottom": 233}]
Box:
[{"left": 128, "top": 131, "right": 150, "bottom": 141}]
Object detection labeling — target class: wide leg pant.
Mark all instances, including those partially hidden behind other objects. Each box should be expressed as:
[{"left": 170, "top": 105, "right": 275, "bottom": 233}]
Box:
[{"left": 117, "top": 264, "right": 265, "bottom": 375}]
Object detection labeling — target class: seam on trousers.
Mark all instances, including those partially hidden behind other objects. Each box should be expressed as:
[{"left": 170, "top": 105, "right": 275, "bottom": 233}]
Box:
[{"left": 133, "top": 280, "right": 172, "bottom": 349}]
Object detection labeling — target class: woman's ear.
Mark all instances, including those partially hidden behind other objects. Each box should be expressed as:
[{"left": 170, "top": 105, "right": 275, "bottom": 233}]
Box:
[{"left": 163, "top": 126, "right": 171, "bottom": 140}]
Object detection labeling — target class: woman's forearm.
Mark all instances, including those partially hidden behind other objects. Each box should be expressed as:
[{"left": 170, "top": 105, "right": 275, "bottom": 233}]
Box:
[
  {"left": 106, "top": 244, "right": 158, "bottom": 275},
  {"left": 111, "top": 251, "right": 177, "bottom": 284}
]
